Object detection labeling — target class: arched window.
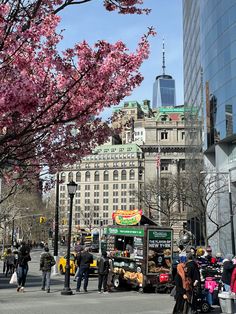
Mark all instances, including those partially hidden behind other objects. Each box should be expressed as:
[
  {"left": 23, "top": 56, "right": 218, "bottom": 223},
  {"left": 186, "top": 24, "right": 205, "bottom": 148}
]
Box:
[
  {"left": 94, "top": 171, "right": 99, "bottom": 182},
  {"left": 76, "top": 172, "right": 81, "bottom": 182},
  {"left": 68, "top": 172, "right": 73, "bottom": 182},
  {"left": 130, "top": 169, "right": 135, "bottom": 180},
  {"left": 104, "top": 171, "right": 109, "bottom": 181},
  {"left": 121, "top": 170, "right": 127, "bottom": 180},
  {"left": 113, "top": 170, "right": 118, "bottom": 181},
  {"left": 85, "top": 171, "right": 90, "bottom": 182},
  {"left": 61, "top": 172, "right": 65, "bottom": 183}
]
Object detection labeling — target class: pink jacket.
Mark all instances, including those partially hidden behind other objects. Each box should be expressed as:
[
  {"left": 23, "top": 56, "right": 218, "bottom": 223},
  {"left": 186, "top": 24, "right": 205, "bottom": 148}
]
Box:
[
  {"left": 231, "top": 267, "right": 236, "bottom": 293},
  {"left": 205, "top": 277, "right": 218, "bottom": 294}
]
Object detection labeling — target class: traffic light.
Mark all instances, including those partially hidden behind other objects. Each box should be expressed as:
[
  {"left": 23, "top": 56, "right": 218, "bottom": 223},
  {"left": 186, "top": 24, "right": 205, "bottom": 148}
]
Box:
[{"left": 40, "top": 216, "right": 46, "bottom": 224}]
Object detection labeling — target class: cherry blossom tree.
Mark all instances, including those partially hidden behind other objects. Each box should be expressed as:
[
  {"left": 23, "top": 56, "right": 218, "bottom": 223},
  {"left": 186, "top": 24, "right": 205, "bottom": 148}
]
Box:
[{"left": 0, "top": 0, "right": 154, "bottom": 189}]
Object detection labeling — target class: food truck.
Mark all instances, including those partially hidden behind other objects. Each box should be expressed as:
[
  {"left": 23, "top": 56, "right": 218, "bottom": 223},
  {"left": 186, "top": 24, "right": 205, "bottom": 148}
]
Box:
[{"left": 104, "top": 209, "right": 173, "bottom": 292}]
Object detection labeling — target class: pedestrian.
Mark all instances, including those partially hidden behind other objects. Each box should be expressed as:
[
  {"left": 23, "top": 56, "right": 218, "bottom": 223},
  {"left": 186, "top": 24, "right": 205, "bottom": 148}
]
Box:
[
  {"left": 204, "top": 246, "right": 213, "bottom": 265},
  {"left": 40, "top": 246, "right": 55, "bottom": 293},
  {"left": 76, "top": 247, "right": 93, "bottom": 293},
  {"left": 172, "top": 263, "right": 192, "bottom": 314},
  {"left": 178, "top": 244, "right": 187, "bottom": 263},
  {"left": 222, "top": 254, "right": 234, "bottom": 292},
  {"left": 97, "top": 251, "right": 110, "bottom": 294},
  {"left": 73, "top": 241, "right": 84, "bottom": 281},
  {"left": 230, "top": 264, "right": 236, "bottom": 294},
  {"left": 185, "top": 253, "right": 201, "bottom": 313},
  {"left": 107, "top": 252, "right": 114, "bottom": 292},
  {"left": 5, "top": 248, "right": 16, "bottom": 277},
  {"left": 16, "top": 241, "right": 31, "bottom": 292}
]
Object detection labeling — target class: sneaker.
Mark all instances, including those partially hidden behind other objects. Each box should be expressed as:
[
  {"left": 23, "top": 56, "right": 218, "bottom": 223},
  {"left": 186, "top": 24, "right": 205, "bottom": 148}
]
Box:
[
  {"left": 76, "top": 289, "right": 80, "bottom": 292},
  {"left": 20, "top": 287, "right": 24, "bottom": 292},
  {"left": 17, "top": 286, "right": 21, "bottom": 292},
  {"left": 98, "top": 291, "right": 102, "bottom": 294},
  {"left": 47, "top": 289, "right": 50, "bottom": 293},
  {"left": 83, "top": 289, "right": 88, "bottom": 293},
  {"left": 103, "top": 291, "right": 109, "bottom": 294},
  {"left": 41, "top": 287, "right": 45, "bottom": 291}
]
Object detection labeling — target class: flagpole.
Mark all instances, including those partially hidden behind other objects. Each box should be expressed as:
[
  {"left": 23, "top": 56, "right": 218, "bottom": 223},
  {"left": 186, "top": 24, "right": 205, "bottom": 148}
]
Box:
[{"left": 158, "top": 144, "right": 161, "bottom": 225}]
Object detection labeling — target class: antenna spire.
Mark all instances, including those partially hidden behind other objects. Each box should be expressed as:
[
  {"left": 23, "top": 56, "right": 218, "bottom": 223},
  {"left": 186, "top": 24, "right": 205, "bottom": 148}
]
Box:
[{"left": 162, "top": 38, "right": 166, "bottom": 76}]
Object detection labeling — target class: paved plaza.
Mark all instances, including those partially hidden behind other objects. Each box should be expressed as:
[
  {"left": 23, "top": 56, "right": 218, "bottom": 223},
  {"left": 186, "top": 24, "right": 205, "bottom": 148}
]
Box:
[{"left": 0, "top": 249, "right": 176, "bottom": 314}]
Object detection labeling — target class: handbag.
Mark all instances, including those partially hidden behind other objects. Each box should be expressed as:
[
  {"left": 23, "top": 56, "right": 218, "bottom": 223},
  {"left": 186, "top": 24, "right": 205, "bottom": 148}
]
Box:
[{"left": 9, "top": 271, "right": 18, "bottom": 285}]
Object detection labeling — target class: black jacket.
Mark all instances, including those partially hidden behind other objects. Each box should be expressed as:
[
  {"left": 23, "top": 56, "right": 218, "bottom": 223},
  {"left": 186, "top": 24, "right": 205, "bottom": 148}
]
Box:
[
  {"left": 97, "top": 256, "right": 109, "bottom": 275},
  {"left": 186, "top": 260, "right": 201, "bottom": 287},
  {"left": 18, "top": 246, "right": 31, "bottom": 267},
  {"left": 222, "top": 260, "right": 234, "bottom": 285},
  {"left": 77, "top": 251, "right": 93, "bottom": 268}
]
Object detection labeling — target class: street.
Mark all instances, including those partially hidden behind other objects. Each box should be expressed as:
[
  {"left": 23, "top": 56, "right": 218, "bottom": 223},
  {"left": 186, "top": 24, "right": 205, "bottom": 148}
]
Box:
[{"left": 0, "top": 248, "right": 176, "bottom": 314}]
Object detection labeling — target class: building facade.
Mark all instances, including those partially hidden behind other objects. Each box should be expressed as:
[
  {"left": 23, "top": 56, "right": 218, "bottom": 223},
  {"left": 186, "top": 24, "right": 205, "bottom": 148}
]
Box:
[
  {"left": 58, "top": 144, "right": 144, "bottom": 236},
  {"left": 183, "top": 0, "right": 236, "bottom": 254}
]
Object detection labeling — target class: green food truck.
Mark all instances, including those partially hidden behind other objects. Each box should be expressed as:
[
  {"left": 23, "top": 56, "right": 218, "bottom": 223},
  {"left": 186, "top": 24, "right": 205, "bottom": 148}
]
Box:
[{"left": 103, "top": 210, "right": 173, "bottom": 292}]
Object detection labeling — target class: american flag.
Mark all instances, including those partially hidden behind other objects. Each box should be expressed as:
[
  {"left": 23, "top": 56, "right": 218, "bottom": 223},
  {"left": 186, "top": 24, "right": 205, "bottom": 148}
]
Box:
[{"left": 156, "top": 152, "right": 161, "bottom": 169}]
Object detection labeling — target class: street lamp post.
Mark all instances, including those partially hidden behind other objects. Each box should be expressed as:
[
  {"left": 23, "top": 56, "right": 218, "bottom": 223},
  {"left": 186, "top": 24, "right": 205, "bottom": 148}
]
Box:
[
  {"left": 52, "top": 172, "right": 60, "bottom": 276},
  {"left": 61, "top": 180, "right": 77, "bottom": 296},
  {"left": 228, "top": 171, "right": 235, "bottom": 256}
]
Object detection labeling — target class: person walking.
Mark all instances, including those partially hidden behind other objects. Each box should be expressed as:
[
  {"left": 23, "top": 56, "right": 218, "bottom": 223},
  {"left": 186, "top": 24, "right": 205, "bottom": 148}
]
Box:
[
  {"left": 185, "top": 253, "right": 201, "bottom": 313},
  {"left": 40, "top": 246, "right": 55, "bottom": 293},
  {"left": 222, "top": 254, "right": 234, "bottom": 292},
  {"left": 230, "top": 264, "right": 236, "bottom": 294},
  {"left": 173, "top": 263, "right": 192, "bottom": 314},
  {"left": 5, "top": 248, "right": 16, "bottom": 277},
  {"left": 97, "top": 251, "right": 110, "bottom": 294},
  {"left": 16, "top": 242, "right": 31, "bottom": 292},
  {"left": 76, "top": 247, "right": 93, "bottom": 293}
]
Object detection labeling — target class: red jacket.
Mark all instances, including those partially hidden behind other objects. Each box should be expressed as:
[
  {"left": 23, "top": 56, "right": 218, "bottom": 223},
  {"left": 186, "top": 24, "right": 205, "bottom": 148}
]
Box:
[{"left": 230, "top": 267, "right": 236, "bottom": 293}]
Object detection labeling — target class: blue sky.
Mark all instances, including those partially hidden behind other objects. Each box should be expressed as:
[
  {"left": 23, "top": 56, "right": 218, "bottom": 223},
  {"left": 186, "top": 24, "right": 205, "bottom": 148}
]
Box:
[{"left": 58, "top": 0, "right": 183, "bottom": 118}]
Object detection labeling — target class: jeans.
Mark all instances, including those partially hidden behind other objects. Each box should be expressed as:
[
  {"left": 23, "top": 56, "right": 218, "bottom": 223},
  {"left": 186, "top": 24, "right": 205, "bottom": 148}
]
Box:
[
  {"left": 17, "top": 265, "right": 28, "bottom": 287},
  {"left": 224, "top": 283, "right": 231, "bottom": 292},
  {"left": 42, "top": 271, "right": 51, "bottom": 290},
  {"left": 206, "top": 291, "right": 213, "bottom": 306},
  {"left": 77, "top": 266, "right": 89, "bottom": 291},
  {"left": 98, "top": 274, "right": 108, "bottom": 292}
]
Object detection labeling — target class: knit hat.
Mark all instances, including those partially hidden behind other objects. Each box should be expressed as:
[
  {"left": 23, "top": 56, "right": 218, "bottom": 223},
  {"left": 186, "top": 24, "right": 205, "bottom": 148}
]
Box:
[
  {"left": 206, "top": 246, "right": 212, "bottom": 252},
  {"left": 225, "top": 254, "right": 233, "bottom": 261}
]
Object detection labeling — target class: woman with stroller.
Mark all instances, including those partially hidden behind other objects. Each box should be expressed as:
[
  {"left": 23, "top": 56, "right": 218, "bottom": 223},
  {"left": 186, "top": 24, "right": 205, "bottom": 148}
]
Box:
[{"left": 173, "top": 262, "right": 192, "bottom": 314}]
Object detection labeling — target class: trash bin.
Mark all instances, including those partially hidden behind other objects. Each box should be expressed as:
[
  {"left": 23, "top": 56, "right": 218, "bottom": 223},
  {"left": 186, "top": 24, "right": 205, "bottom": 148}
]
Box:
[{"left": 218, "top": 292, "right": 235, "bottom": 314}]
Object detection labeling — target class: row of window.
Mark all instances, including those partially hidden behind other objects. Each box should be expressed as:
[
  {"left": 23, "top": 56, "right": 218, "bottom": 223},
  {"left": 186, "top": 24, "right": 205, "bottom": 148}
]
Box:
[
  {"left": 61, "top": 170, "right": 137, "bottom": 183},
  {"left": 60, "top": 190, "right": 135, "bottom": 199},
  {"left": 60, "top": 183, "right": 136, "bottom": 191}
]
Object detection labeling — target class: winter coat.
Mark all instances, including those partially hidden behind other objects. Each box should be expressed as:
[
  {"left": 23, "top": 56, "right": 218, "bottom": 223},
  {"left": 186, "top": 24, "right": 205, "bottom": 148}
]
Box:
[
  {"left": 77, "top": 251, "right": 93, "bottom": 269},
  {"left": 230, "top": 267, "right": 236, "bottom": 293},
  {"left": 40, "top": 252, "right": 56, "bottom": 272},
  {"left": 97, "top": 256, "right": 109, "bottom": 275},
  {"left": 222, "top": 260, "right": 234, "bottom": 285},
  {"left": 186, "top": 260, "right": 201, "bottom": 287},
  {"left": 17, "top": 246, "right": 31, "bottom": 267}
]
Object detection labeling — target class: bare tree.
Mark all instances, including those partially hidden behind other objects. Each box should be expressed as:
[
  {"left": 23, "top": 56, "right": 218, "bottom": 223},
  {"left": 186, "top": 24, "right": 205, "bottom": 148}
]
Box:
[
  {"left": 184, "top": 170, "right": 234, "bottom": 245},
  {"left": 138, "top": 175, "right": 186, "bottom": 227}
]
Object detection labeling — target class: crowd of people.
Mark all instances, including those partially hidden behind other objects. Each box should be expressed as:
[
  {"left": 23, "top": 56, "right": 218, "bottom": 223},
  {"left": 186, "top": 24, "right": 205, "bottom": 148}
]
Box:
[
  {"left": 2, "top": 240, "right": 114, "bottom": 295},
  {"left": 172, "top": 245, "right": 236, "bottom": 314}
]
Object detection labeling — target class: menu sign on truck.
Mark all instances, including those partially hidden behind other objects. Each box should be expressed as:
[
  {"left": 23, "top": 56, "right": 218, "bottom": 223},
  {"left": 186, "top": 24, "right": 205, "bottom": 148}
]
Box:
[{"left": 147, "top": 229, "right": 172, "bottom": 274}]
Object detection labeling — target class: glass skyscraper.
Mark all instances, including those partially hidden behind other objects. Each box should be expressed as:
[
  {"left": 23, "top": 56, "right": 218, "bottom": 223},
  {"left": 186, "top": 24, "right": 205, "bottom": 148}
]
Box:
[
  {"left": 153, "top": 75, "right": 176, "bottom": 108},
  {"left": 152, "top": 40, "right": 176, "bottom": 108},
  {"left": 183, "top": 0, "right": 236, "bottom": 254}
]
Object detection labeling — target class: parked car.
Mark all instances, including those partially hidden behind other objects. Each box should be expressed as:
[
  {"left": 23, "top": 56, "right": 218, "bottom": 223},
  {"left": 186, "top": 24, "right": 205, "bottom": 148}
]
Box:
[{"left": 58, "top": 252, "right": 98, "bottom": 275}]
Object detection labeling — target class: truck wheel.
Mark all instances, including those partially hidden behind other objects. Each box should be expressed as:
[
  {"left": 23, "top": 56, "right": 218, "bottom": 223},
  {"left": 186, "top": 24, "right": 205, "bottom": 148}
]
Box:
[{"left": 113, "top": 276, "right": 120, "bottom": 289}]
